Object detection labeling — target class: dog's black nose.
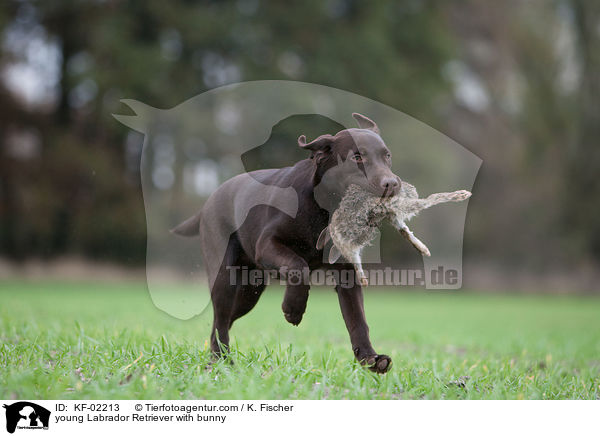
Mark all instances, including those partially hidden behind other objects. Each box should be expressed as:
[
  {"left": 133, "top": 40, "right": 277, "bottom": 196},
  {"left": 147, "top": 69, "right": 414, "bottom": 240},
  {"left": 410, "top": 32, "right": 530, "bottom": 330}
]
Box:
[{"left": 381, "top": 177, "right": 400, "bottom": 194}]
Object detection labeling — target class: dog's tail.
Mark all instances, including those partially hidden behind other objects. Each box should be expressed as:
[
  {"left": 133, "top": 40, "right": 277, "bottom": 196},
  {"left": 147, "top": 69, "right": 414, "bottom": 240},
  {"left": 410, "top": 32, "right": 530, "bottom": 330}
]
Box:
[{"left": 170, "top": 212, "right": 202, "bottom": 237}]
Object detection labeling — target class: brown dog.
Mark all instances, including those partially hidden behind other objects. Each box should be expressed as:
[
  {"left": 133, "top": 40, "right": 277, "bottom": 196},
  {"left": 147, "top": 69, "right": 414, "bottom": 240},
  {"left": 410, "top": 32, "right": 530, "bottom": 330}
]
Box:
[{"left": 173, "top": 113, "right": 400, "bottom": 373}]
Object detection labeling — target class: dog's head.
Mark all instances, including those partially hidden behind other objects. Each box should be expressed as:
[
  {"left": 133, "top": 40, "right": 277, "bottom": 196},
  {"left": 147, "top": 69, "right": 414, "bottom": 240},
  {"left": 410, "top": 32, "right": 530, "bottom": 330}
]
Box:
[{"left": 299, "top": 113, "right": 401, "bottom": 199}]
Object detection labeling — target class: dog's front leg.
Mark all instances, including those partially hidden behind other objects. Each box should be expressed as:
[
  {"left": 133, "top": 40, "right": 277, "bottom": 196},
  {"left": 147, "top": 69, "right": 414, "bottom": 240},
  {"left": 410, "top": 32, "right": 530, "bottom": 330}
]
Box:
[
  {"left": 332, "top": 263, "right": 392, "bottom": 374},
  {"left": 256, "top": 236, "right": 310, "bottom": 326}
]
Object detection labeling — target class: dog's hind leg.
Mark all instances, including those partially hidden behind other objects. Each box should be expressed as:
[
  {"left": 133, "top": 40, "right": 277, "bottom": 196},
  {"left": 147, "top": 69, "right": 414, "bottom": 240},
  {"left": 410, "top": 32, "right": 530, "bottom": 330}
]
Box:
[
  {"left": 209, "top": 236, "right": 242, "bottom": 358},
  {"left": 210, "top": 275, "right": 238, "bottom": 358},
  {"left": 229, "top": 281, "right": 267, "bottom": 328}
]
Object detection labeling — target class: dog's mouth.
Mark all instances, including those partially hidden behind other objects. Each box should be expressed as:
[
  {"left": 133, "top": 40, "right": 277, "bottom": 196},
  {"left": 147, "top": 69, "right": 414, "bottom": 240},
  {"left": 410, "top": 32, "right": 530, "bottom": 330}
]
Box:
[
  {"left": 379, "top": 183, "right": 400, "bottom": 199},
  {"left": 365, "top": 184, "right": 396, "bottom": 199},
  {"left": 381, "top": 186, "right": 395, "bottom": 199},
  {"left": 380, "top": 186, "right": 390, "bottom": 199},
  {"left": 364, "top": 178, "right": 401, "bottom": 199}
]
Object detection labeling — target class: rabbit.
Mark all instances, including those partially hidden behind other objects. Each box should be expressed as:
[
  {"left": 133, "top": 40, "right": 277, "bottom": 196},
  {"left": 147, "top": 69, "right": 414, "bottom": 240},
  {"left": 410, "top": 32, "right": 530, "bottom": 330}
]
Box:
[{"left": 317, "top": 182, "right": 471, "bottom": 286}]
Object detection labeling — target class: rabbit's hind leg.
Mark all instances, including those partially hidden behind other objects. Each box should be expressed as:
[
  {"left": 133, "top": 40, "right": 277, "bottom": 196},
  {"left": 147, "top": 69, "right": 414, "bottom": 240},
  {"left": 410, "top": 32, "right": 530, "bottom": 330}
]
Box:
[
  {"left": 351, "top": 251, "right": 368, "bottom": 287},
  {"left": 393, "top": 219, "right": 431, "bottom": 257}
]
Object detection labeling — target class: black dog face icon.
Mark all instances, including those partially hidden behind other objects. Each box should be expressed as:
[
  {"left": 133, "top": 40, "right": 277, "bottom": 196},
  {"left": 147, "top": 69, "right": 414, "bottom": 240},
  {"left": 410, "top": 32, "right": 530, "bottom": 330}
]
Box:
[{"left": 3, "top": 402, "right": 50, "bottom": 434}]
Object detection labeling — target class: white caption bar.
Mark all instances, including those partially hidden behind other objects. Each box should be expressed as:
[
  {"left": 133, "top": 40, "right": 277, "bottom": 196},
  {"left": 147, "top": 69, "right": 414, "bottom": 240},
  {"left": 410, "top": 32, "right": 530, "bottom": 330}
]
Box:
[{"left": 1, "top": 400, "right": 597, "bottom": 436}]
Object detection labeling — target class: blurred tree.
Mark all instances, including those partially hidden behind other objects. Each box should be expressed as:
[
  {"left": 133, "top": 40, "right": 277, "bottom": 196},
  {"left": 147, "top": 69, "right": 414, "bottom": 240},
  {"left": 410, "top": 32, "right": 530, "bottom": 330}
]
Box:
[
  {"left": 568, "top": 0, "right": 600, "bottom": 258},
  {"left": 0, "top": 0, "right": 598, "bottom": 284},
  {"left": 0, "top": 0, "right": 454, "bottom": 264},
  {"left": 440, "top": 0, "right": 600, "bottom": 278}
]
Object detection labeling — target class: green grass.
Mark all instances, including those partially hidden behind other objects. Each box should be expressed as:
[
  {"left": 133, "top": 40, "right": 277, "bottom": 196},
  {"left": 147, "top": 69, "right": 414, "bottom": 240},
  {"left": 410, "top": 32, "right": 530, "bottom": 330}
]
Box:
[{"left": 1, "top": 281, "right": 599, "bottom": 399}]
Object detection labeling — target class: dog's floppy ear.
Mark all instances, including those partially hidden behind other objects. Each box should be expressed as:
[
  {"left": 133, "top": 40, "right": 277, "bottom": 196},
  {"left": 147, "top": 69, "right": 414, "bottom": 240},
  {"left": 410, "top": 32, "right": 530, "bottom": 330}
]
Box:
[
  {"left": 299, "top": 134, "right": 334, "bottom": 164},
  {"left": 352, "top": 113, "right": 380, "bottom": 134},
  {"left": 298, "top": 134, "right": 334, "bottom": 152}
]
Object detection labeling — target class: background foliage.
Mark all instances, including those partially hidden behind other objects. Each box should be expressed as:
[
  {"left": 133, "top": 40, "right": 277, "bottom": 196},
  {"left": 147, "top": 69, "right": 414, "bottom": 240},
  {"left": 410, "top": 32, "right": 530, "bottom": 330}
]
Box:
[{"left": 1, "top": 0, "right": 599, "bottom": 289}]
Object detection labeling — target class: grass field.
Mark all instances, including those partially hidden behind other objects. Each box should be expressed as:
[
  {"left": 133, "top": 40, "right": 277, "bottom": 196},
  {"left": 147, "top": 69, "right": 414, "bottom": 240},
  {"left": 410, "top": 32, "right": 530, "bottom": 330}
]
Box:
[{"left": 1, "top": 281, "right": 599, "bottom": 400}]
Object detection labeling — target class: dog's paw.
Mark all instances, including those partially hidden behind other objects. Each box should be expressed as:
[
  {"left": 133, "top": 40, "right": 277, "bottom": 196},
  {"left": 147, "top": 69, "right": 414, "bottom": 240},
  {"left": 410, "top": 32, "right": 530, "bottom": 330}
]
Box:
[
  {"left": 283, "top": 311, "right": 303, "bottom": 326},
  {"left": 282, "top": 282, "right": 309, "bottom": 326},
  {"left": 360, "top": 354, "right": 392, "bottom": 374},
  {"left": 210, "top": 346, "right": 235, "bottom": 365},
  {"left": 209, "top": 352, "right": 235, "bottom": 366},
  {"left": 282, "top": 296, "right": 307, "bottom": 326}
]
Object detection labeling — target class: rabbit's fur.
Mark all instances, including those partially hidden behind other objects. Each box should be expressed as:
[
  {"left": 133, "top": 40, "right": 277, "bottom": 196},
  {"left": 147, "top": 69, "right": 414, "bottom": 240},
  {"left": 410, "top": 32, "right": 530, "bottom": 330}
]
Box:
[{"left": 317, "top": 182, "right": 471, "bottom": 285}]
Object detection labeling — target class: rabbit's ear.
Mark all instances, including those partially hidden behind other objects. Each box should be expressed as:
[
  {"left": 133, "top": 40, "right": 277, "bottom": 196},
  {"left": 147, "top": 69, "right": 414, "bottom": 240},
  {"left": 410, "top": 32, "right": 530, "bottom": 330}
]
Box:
[
  {"left": 316, "top": 227, "right": 331, "bottom": 250},
  {"left": 328, "top": 245, "right": 341, "bottom": 264}
]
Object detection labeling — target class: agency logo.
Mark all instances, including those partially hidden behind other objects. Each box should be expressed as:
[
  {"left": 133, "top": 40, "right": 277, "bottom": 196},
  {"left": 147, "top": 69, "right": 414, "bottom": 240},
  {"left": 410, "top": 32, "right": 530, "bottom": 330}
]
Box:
[{"left": 2, "top": 402, "right": 50, "bottom": 434}]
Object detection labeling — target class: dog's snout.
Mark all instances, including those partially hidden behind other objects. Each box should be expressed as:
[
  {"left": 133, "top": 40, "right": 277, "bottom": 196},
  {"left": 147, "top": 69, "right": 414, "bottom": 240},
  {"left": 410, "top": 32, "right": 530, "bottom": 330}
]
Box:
[
  {"left": 381, "top": 177, "right": 400, "bottom": 195},
  {"left": 382, "top": 178, "right": 399, "bottom": 189}
]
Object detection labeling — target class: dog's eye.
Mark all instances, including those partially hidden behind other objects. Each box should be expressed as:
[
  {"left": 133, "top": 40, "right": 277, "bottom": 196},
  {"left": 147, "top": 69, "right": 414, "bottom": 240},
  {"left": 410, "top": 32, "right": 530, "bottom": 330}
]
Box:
[
  {"left": 351, "top": 153, "right": 364, "bottom": 163},
  {"left": 386, "top": 153, "right": 392, "bottom": 160}
]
